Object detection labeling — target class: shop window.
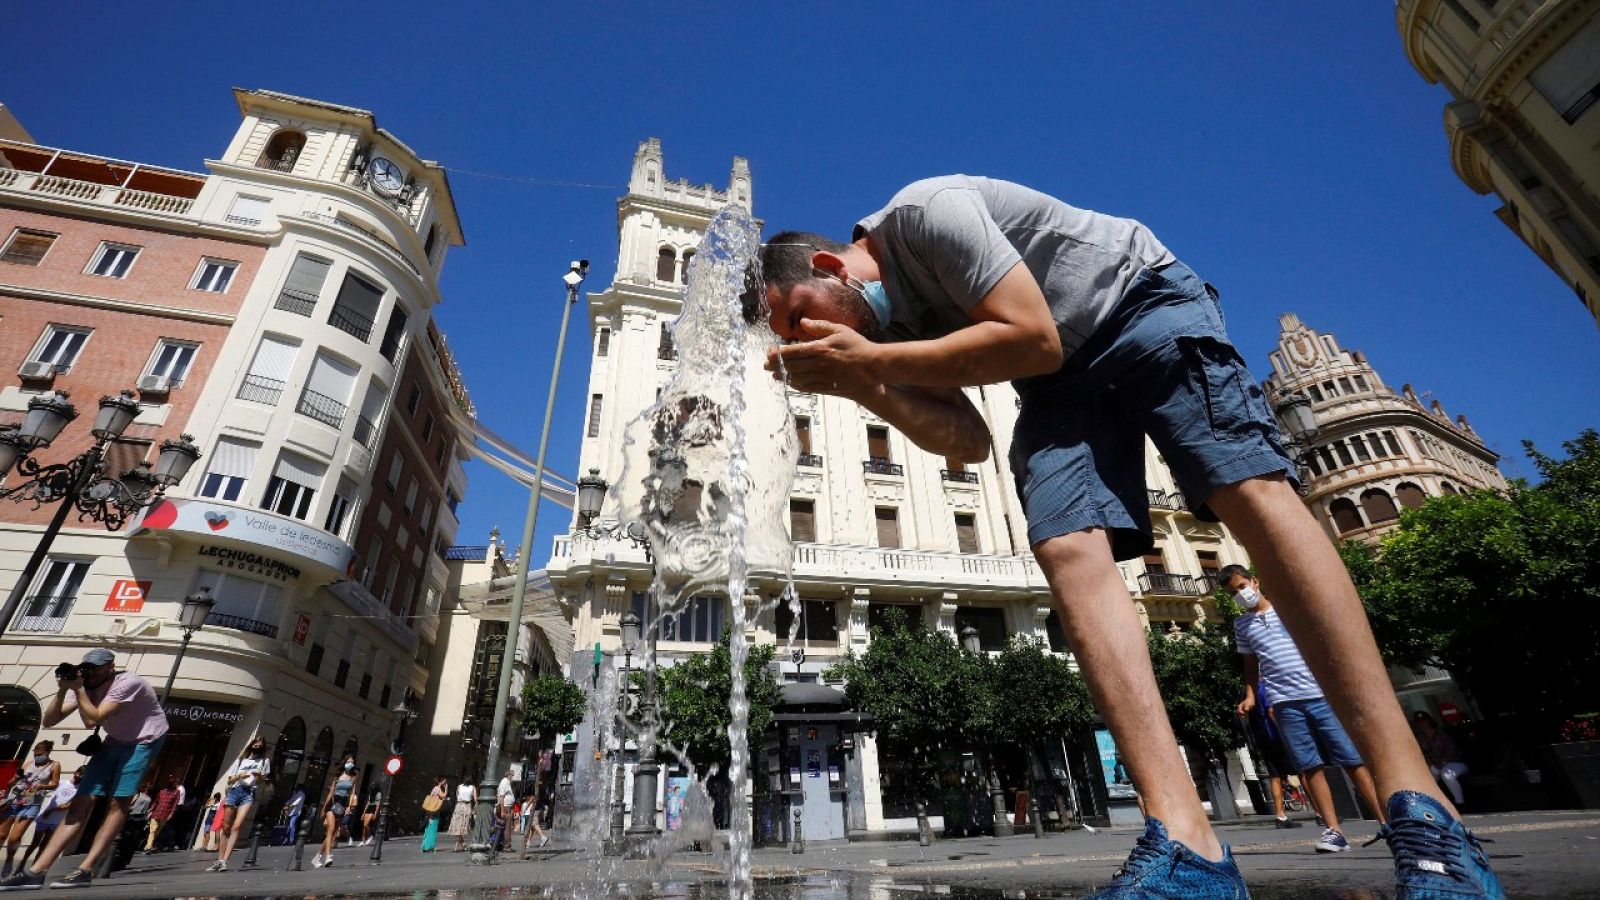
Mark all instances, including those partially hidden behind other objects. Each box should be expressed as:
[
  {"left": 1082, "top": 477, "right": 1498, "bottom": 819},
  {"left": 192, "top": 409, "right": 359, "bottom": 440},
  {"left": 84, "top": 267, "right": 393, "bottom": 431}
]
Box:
[
  {"left": 774, "top": 598, "right": 838, "bottom": 642},
  {"left": 953, "top": 605, "right": 1007, "bottom": 651}
]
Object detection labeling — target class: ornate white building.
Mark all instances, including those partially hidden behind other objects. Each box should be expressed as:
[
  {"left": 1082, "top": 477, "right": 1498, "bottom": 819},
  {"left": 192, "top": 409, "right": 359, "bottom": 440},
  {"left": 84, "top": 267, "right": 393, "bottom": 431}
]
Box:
[{"left": 541, "top": 141, "right": 1258, "bottom": 839}]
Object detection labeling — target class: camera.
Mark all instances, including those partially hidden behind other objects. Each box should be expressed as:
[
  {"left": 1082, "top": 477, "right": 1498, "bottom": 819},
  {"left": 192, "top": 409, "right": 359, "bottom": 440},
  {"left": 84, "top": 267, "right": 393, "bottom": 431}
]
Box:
[{"left": 55, "top": 662, "right": 82, "bottom": 680}]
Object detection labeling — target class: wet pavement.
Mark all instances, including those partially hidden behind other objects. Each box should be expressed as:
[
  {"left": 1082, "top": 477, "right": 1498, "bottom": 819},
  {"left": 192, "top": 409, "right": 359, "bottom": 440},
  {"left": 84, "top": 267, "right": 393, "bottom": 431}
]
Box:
[{"left": 12, "top": 808, "right": 1599, "bottom": 898}]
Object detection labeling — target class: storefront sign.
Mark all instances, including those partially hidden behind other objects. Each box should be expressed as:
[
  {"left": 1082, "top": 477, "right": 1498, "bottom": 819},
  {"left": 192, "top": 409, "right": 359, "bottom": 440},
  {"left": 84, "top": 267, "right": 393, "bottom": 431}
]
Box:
[
  {"left": 104, "top": 580, "right": 151, "bottom": 614},
  {"left": 292, "top": 614, "right": 311, "bottom": 646},
  {"left": 135, "top": 498, "right": 354, "bottom": 578},
  {"left": 162, "top": 699, "right": 245, "bottom": 728},
  {"left": 197, "top": 545, "right": 301, "bottom": 583}
]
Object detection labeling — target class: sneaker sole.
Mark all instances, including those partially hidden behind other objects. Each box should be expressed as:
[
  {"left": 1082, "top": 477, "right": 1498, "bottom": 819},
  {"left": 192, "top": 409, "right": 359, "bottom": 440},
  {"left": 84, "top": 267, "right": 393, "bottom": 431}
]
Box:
[{"left": 1316, "top": 844, "right": 1352, "bottom": 853}]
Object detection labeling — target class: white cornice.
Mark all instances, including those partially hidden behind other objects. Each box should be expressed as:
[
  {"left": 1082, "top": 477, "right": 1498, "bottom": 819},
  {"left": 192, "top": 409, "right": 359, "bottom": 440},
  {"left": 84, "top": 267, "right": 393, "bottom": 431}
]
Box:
[{"left": 0, "top": 282, "right": 235, "bottom": 325}]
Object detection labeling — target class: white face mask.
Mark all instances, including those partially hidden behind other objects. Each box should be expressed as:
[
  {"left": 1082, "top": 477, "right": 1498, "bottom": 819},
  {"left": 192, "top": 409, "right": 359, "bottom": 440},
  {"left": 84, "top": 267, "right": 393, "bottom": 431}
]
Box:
[{"left": 1235, "top": 586, "right": 1262, "bottom": 610}]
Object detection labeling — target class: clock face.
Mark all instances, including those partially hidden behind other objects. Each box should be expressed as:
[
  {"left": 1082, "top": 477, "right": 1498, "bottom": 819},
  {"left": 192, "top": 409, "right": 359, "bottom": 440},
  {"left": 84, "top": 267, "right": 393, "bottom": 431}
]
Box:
[{"left": 366, "top": 157, "right": 405, "bottom": 194}]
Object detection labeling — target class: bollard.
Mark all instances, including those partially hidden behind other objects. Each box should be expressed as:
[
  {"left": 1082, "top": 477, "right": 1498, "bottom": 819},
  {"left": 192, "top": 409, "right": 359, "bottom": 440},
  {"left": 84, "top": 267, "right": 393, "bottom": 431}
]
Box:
[
  {"left": 1030, "top": 792, "right": 1044, "bottom": 839},
  {"left": 368, "top": 790, "right": 387, "bottom": 864},
  {"left": 290, "top": 806, "right": 311, "bottom": 871},
  {"left": 240, "top": 813, "right": 265, "bottom": 869},
  {"left": 790, "top": 807, "right": 803, "bottom": 855}
]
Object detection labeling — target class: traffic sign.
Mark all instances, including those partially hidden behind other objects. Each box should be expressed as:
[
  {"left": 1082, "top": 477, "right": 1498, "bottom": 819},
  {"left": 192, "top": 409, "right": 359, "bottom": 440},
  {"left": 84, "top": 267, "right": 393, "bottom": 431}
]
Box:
[{"left": 385, "top": 755, "right": 403, "bottom": 776}]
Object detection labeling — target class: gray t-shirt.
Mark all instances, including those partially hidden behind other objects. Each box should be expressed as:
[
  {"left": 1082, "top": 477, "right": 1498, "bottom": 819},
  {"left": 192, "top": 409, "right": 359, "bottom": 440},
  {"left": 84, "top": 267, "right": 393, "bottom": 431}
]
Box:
[{"left": 854, "top": 175, "right": 1174, "bottom": 359}]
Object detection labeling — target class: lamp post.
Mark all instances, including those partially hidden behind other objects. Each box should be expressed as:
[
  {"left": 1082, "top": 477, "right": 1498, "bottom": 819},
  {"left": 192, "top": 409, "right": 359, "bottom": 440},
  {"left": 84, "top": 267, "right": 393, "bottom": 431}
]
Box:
[
  {"left": 604, "top": 612, "right": 639, "bottom": 855},
  {"left": 370, "top": 696, "right": 417, "bottom": 864},
  {"left": 0, "top": 390, "right": 200, "bottom": 635},
  {"left": 960, "top": 625, "right": 1013, "bottom": 838},
  {"left": 625, "top": 602, "right": 662, "bottom": 856},
  {"left": 160, "top": 587, "right": 216, "bottom": 703},
  {"left": 470, "top": 259, "right": 587, "bottom": 865},
  {"left": 1272, "top": 390, "right": 1319, "bottom": 496}
]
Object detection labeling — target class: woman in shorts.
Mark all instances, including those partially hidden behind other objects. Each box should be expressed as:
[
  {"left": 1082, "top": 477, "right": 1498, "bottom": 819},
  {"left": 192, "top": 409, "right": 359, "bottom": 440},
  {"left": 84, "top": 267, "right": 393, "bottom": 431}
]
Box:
[
  {"left": 209, "top": 736, "right": 270, "bottom": 872},
  {"left": 314, "top": 756, "right": 358, "bottom": 868},
  {"left": 15, "top": 767, "right": 78, "bottom": 875},
  {"left": 1, "top": 743, "right": 59, "bottom": 878}
]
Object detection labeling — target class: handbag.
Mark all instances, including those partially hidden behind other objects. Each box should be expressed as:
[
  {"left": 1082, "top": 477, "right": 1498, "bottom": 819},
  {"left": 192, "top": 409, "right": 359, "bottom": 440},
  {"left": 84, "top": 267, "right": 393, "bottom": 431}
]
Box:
[
  {"left": 74, "top": 728, "right": 103, "bottom": 757},
  {"left": 422, "top": 793, "right": 444, "bottom": 814}
]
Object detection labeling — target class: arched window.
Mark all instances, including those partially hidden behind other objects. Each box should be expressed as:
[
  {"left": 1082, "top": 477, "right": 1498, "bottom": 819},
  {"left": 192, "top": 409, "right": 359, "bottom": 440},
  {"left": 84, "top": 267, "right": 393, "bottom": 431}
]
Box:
[
  {"left": 656, "top": 247, "right": 677, "bottom": 282},
  {"left": 1440, "top": 481, "right": 1458, "bottom": 495},
  {"left": 1361, "top": 488, "right": 1399, "bottom": 524},
  {"left": 1329, "top": 497, "right": 1365, "bottom": 533},
  {"left": 304, "top": 726, "right": 334, "bottom": 796},
  {"left": 1395, "top": 482, "right": 1426, "bottom": 509},
  {"left": 0, "top": 687, "right": 42, "bottom": 762},
  {"left": 258, "top": 130, "right": 306, "bottom": 172},
  {"left": 272, "top": 716, "right": 307, "bottom": 795},
  {"left": 680, "top": 250, "right": 695, "bottom": 284}
]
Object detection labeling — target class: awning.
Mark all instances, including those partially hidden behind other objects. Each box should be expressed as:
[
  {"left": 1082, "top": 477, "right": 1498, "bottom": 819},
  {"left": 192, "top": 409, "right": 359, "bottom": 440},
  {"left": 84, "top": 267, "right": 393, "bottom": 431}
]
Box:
[
  {"left": 456, "top": 571, "right": 573, "bottom": 664},
  {"left": 776, "top": 683, "right": 848, "bottom": 709}
]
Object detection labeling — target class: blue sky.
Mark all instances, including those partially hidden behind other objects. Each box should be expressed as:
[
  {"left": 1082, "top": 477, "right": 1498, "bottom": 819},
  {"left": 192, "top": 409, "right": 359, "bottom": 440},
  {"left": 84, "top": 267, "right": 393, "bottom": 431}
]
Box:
[{"left": 5, "top": 3, "right": 1597, "bottom": 565}]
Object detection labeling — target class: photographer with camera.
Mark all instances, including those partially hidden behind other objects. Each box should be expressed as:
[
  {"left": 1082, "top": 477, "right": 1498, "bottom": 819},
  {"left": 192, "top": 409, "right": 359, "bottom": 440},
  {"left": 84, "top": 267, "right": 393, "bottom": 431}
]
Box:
[{"left": 0, "top": 649, "right": 168, "bottom": 891}]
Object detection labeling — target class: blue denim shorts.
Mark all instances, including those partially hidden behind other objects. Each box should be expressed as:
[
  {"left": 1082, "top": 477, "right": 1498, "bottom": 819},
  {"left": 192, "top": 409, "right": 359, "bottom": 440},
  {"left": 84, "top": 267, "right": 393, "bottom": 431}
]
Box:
[
  {"left": 81, "top": 736, "right": 165, "bottom": 799},
  {"left": 1010, "top": 261, "right": 1295, "bottom": 559},
  {"left": 1273, "top": 697, "right": 1364, "bottom": 771},
  {"left": 225, "top": 783, "right": 257, "bottom": 807}
]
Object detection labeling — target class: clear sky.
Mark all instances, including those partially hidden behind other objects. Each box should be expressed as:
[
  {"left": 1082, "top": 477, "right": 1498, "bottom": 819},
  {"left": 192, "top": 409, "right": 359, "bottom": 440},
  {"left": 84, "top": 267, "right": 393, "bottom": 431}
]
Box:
[{"left": 5, "top": 3, "right": 1596, "bottom": 566}]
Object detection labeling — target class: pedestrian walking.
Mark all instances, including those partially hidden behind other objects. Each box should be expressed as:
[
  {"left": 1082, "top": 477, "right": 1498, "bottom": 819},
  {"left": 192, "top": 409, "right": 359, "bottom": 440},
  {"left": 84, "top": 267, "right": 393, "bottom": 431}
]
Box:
[
  {"left": 1414, "top": 712, "right": 1470, "bottom": 806},
  {"left": 0, "top": 648, "right": 169, "bottom": 891},
  {"left": 313, "top": 757, "right": 358, "bottom": 868},
  {"left": 1227, "top": 565, "right": 1385, "bottom": 852},
  {"left": 144, "top": 776, "right": 181, "bottom": 853},
  {"left": 1, "top": 742, "right": 60, "bottom": 878},
  {"left": 358, "top": 788, "right": 380, "bottom": 846},
  {"left": 448, "top": 780, "right": 475, "bottom": 852},
  {"left": 757, "top": 181, "right": 1505, "bottom": 899},
  {"left": 493, "top": 773, "right": 516, "bottom": 851},
  {"left": 15, "top": 768, "right": 78, "bottom": 876},
  {"left": 280, "top": 784, "right": 305, "bottom": 845},
  {"left": 197, "top": 792, "right": 221, "bottom": 851},
  {"left": 518, "top": 788, "right": 549, "bottom": 855},
  {"left": 419, "top": 778, "right": 447, "bottom": 853},
  {"left": 1240, "top": 686, "right": 1303, "bottom": 829},
  {"left": 208, "top": 735, "right": 270, "bottom": 872}
]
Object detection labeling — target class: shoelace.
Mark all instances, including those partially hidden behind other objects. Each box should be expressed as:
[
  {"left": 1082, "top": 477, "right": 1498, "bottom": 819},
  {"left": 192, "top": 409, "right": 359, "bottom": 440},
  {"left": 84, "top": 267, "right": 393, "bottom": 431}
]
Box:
[
  {"left": 1374, "top": 817, "right": 1489, "bottom": 882},
  {"left": 1112, "top": 830, "right": 1172, "bottom": 881}
]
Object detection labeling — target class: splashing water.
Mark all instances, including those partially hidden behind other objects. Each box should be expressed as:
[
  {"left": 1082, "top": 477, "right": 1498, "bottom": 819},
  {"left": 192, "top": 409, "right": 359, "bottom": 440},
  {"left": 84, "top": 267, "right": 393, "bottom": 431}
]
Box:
[{"left": 611, "top": 204, "right": 797, "bottom": 900}]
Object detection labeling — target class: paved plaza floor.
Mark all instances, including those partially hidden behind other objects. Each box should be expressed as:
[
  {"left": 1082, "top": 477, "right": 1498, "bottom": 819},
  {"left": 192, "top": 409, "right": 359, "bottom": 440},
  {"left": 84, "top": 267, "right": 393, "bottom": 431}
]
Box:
[{"left": 10, "top": 809, "right": 1599, "bottom": 898}]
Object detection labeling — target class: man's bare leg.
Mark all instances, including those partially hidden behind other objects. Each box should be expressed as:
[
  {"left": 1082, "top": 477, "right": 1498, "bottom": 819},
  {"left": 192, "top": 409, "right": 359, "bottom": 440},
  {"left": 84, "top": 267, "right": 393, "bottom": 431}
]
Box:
[
  {"left": 75, "top": 799, "right": 129, "bottom": 874},
  {"left": 1349, "top": 765, "right": 1386, "bottom": 824},
  {"left": 1033, "top": 528, "right": 1224, "bottom": 861},
  {"left": 1303, "top": 768, "right": 1344, "bottom": 833},
  {"left": 1207, "top": 475, "right": 1453, "bottom": 812}
]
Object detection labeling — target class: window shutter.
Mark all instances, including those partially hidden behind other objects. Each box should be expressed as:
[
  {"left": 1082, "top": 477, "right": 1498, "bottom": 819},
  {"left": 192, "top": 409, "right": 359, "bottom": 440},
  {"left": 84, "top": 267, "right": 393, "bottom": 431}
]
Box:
[
  {"left": 274, "top": 451, "right": 325, "bottom": 489},
  {"left": 790, "top": 499, "right": 815, "bottom": 542},
  {"left": 335, "top": 273, "right": 384, "bottom": 320},
  {"left": 795, "top": 417, "right": 812, "bottom": 454},
  {"left": 1, "top": 231, "right": 54, "bottom": 265},
  {"left": 209, "top": 438, "right": 259, "bottom": 480},
  {"left": 306, "top": 354, "right": 357, "bottom": 404},
  {"left": 875, "top": 507, "right": 900, "bottom": 548},
  {"left": 228, "top": 195, "right": 270, "bottom": 222},
  {"left": 284, "top": 254, "right": 332, "bottom": 297},
  {"left": 248, "top": 336, "right": 299, "bottom": 380},
  {"left": 954, "top": 513, "right": 979, "bottom": 554}
]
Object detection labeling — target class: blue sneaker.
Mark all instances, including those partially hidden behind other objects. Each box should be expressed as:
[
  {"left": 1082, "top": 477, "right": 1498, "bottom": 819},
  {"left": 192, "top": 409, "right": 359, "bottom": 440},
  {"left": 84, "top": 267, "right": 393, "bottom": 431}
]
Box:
[
  {"left": 1084, "top": 818, "right": 1249, "bottom": 899},
  {"left": 1379, "top": 791, "right": 1505, "bottom": 899}
]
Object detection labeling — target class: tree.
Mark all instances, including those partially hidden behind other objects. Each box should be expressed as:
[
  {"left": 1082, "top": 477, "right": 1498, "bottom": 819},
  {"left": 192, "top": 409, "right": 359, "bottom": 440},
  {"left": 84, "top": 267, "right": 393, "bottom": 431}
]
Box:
[
  {"left": 979, "top": 637, "right": 1096, "bottom": 827},
  {"left": 518, "top": 674, "right": 588, "bottom": 746},
  {"left": 1144, "top": 624, "right": 1244, "bottom": 766},
  {"left": 653, "top": 632, "right": 779, "bottom": 776},
  {"left": 827, "top": 608, "right": 982, "bottom": 841}
]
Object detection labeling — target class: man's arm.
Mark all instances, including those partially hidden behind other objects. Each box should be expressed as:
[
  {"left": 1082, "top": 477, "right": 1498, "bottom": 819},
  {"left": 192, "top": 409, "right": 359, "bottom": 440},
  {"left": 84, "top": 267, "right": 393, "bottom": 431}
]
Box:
[
  {"left": 854, "top": 384, "right": 991, "bottom": 462},
  {"left": 40, "top": 683, "right": 76, "bottom": 728},
  {"left": 1236, "top": 653, "right": 1260, "bottom": 717},
  {"left": 70, "top": 687, "right": 120, "bottom": 729}
]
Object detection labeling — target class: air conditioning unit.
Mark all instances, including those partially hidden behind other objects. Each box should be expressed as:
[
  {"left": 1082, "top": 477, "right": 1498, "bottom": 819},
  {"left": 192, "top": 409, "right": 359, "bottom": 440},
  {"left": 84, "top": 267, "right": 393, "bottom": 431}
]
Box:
[
  {"left": 18, "top": 360, "right": 56, "bottom": 379},
  {"left": 137, "top": 374, "right": 171, "bottom": 394}
]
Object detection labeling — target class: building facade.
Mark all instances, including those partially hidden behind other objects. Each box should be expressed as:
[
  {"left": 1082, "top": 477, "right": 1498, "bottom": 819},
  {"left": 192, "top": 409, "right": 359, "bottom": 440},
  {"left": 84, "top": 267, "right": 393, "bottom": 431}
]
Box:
[
  {"left": 541, "top": 140, "right": 1258, "bottom": 839},
  {"left": 1398, "top": 0, "right": 1600, "bottom": 327},
  {"left": 0, "top": 89, "right": 473, "bottom": 827}
]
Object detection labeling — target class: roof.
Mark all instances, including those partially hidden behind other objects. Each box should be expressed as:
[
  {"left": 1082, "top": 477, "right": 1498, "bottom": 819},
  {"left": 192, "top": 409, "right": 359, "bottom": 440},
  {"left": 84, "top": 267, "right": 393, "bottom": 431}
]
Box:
[{"left": 445, "top": 545, "right": 488, "bottom": 561}]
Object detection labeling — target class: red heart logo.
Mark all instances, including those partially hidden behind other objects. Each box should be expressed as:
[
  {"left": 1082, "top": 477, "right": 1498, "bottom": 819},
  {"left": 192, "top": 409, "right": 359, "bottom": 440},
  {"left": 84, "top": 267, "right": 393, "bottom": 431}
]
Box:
[{"left": 204, "top": 512, "right": 230, "bottom": 531}]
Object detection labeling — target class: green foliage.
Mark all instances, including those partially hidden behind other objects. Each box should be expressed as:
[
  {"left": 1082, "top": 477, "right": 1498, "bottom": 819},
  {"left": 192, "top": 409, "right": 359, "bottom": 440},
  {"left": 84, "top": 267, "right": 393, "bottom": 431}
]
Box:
[
  {"left": 518, "top": 674, "right": 588, "bottom": 743},
  {"left": 1145, "top": 624, "right": 1244, "bottom": 762},
  {"left": 654, "top": 632, "right": 779, "bottom": 773},
  {"left": 1341, "top": 429, "right": 1600, "bottom": 738},
  {"left": 978, "top": 637, "right": 1095, "bottom": 747}
]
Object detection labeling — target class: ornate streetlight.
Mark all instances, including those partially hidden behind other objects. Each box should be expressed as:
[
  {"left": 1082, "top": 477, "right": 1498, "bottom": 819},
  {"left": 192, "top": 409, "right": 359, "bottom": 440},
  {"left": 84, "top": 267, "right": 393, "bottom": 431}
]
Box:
[
  {"left": 960, "top": 624, "right": 1014, "bottom": 838},
  {"left": 0, "top": 390, "right": 200, "bottom": 635},
  {"left": 1272, "top": 390, "right": 1320, "bottom": 495},
  {"left": 160, "top": 587, "right": 217, "bottom": 703},
  {"left": 571, "top": 469, "right": 651, "bottom": 556},
  {"left": 604, "top": 612, "right": 640, "bottom": 855}
]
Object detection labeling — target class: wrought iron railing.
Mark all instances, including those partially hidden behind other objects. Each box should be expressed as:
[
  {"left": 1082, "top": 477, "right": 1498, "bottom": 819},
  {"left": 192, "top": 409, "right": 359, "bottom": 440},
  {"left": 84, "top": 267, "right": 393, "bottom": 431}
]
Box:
[
  {"left": 798, "top": 453, "right": 824, "bottom": 467},
  {"left": 1147, "top": 489, "right": 1184, "bottom": 510},
  {"left": 353, "top": 414, "right": 378, "bottom": 448},
  {"left": 205, "top": 611, "right": 278, "bottom": 638},
  {"left": 942, "top": 469, "right": 979, "bottom": 484},
  {"left": 12, "top": 595, "right": 75, "bottom": 632},
  {"left": 1138, "top": 572, "right": 1199, "bottom": 596},
  {"left": 328, "top": 303, "right": 375, "bottom": 342},
  {"left": 274, "top": 287, "right": 318, "bottom": 316},
  {"left": 1195, "top": 574, "right": 1223, "bottom": 596},
  {"left": 863, "top": 457, "right": 904, "bottom": 476},
  {"left": 237, "top": 374, "right": 286, "bottom": 405},
  {"left": 295, "top": 388, "right": 349, "bottom": 429}
]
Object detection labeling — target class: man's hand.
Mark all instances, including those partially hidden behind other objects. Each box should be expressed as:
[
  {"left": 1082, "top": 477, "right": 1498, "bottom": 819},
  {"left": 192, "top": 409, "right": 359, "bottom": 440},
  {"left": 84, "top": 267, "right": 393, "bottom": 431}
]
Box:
[
  {"left": 1236, "top": 694, "right": 1256, "bottom": 718},
  {"left": 766, "top": 319, "right": 883, "bottom": 399}
]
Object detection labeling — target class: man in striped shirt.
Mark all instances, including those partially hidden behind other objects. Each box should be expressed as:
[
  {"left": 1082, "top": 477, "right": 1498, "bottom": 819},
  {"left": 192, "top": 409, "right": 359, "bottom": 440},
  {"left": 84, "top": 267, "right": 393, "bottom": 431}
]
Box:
[{"left": 1224, "top": 564, "right": 1385, "bottom": 852}]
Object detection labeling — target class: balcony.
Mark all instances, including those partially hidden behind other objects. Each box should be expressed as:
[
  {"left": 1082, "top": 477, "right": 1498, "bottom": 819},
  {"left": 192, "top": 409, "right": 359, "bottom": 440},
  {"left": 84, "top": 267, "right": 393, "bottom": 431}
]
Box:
[
  {"left": 863, "top": 457, "right": 903, "bottom": 476},
  {"left": 237, "top": 374, "right": 286, "bottom": 406},
  {"left": 353, "top": 414, "right": 378, "bottom": 449},
  {"left": 206, "top": 611, "right": 279, "bottom": 639},
  {"left": 11, "top": 596, "right": 73, "bottom": 633},
  {"left": 275, "top": 287, "right": 318, "bottom": 317},
  {"left": 1195, "top": 574, "right": 1222, "bottom": 596},
  {"left": 0, "top": 141, "right": 204, "bottom": 218},
  {"left": 328, "top": 303, "right": 375, "bottom": 342},
  {"left": 942, "top": 469, "right": 979, "bottom": 484},
  {"left": 798, "top": 453, "right": 824, "bottom": 468},
  {"left": 295, "top": 388, "right": 349, "bottom": 429},
  {"left": 1138, "top": 572, "right": 1200, "bottom": 596},
  {"left": 1147, "top": 489, "right": 1185, "bottom": 511}
]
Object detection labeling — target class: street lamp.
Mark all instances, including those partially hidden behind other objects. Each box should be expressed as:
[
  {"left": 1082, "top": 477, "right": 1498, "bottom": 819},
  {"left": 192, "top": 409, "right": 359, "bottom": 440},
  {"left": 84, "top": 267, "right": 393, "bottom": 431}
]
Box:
[
  {"left": 0, "top": 390, "right": 200, "bottom": 636},
  {"left": 1272, "top": 390, "right": 1320, "bottom": 495},
  {"left": 572, "top": 469, "right": 652, "bottom": 556},
  {"left": 605, "top": 612, "right": 639, "bottom": 854},
  {"left": 370, "top": 695, "right": 418, "bottom": 863},
  {"left": 960, "top": 624, "right": 1013, "bottom": 838},
  {"left": 160, "top": 587, "right": 216, "bottom": 703},
  {"left": 471, "top": 259, "right": 587, "bottom": 865}
]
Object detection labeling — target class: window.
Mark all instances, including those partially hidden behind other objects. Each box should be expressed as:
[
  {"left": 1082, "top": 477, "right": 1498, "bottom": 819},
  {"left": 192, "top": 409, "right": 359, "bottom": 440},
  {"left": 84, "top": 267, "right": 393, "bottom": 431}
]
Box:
[
  {"left": 1142, "top": 551, "right": 1168, "bottom": 576},
  {"left": 27, "top": 325, "right": 91, "bottom": 374},
  {"left": 297, "top": 353, "right": 357, "bottom": 429},
  {"left": 15, "top": 559, "right": 90, "bottom": 632},
  {"left": 87, "top": 242, "right": 139, "bottom": 278},
  {"left": 596, "top": 327, "right": 611, "bottom": 357},
  {"left": 325, "top": 479, "right": 357, "bottom": 536},
  {"left": 1329, "top": 497, "right": 1364, "bottom": 533},
  {"left": 422, "top": 413, "right": 435, "bottom": 442},
  {"left": 419, "top": 500, "right": 433, "bottom": 537},
  {"left": 1352, "top": 375, "right": 1369, "bottom": 393},
  {"left": 192, "top": 569, "right": 282, "bottom": 637},
  {"left": 143, "top": 340, "right": 198, "bottom": 388},
  {"left": 1333, "top": 441, "right": 1354, "bottom": 467},
  {"left": 102, "top": 439, "right": 151, "bottom": 483},
  {"left": 1396, "top": 483, "right": 1426, "bottom": 510},
  {"left": 867, "top": 426, "right": 891, "bottom": 462},
  {"left": 1044, "top": 610, "right": 1069, "bottom": 653},
  {"left": 225, "top": 195, "right": 269, "bottom": 228},
  {"left": 1306, "top": 384, "right": 1323, "bottom": 402},
  {"left": 658, "top": 324, "right": 676, "bottom": 361},
  {"left": 795, "top": 417, "right": 812, "bottom": 454},
  {"left": 587, "top": 394, "right": 603, "bottom": 438},
  {"left": 405, "top": 384, "right": 421, "bottom": 415},
  {"left": 953, "top": 605, "right": 1008, "bottom": 652},
  {"left": 424, "top": 225, "right": 439, "bottom": 258},
  {"left": 260, "top": 451, "right": 324, "bottom": 521},
  {"left": 656, "top": 247, "right": 676, "bottom": 282},
  {"left": 1530, "top": 11, "right": 1600, "bottom": 123},
  {"left": 774, "top": 598, "right": 839, "bottom": 642},
  {"left": 363, "top": 537, "right": 383, "bottom": 588},
  {"left": 355, "top": 381, "right": 386, "bottom": 449},
  {"left": 329, "top": 272, "right": 383, "bottom": 342},
  {"left": 382, "top": 568, "right": 399, "bottom": 612},
  {"left": 680, "top": 249, "right": 695, "bottom": 284},
  {"left": 1360, "top": 489, "right": 1399, "bottom": 524},
  {"left": 875, "top": 507, "right": 900, "bottom": 548},
  {"left": 404, "top": 478, "right": 418, "bottom": 515},
  {"left": 789, "top": 498, "right": 816, "bottom": 542},
  {"left": 1337, "top": 377, "right": 1354, "bottom": 395},
  {"left": 199, "top": 438, "right": 258, "bottom": 501},
  {"left": 1, "top": 229, "right": 55, "bottom": 266},
  {"left": 1196, "top": 550, "right": 1221, "bottom": 592},
  {"left": 386, "top": 454, "right": 403, "bottom": 489},
  {"left": 867, "top": 603, "right": 921, "bottom": 633},
  {"left": 378, "top": 303, "right": 409, "bottom": 363},
  {"left": 191, "top": 258, "right": 238, "bottom": 293},
  {"left": 276, "top": 253, "right": 330, "bottom": 316},
  {"left": 1351, "top": 436, "right": 1372, "bottom": 462},
  {"left": 658, "top": 596, "right": 725, "bottom": 643},
  {"left": 953, "top": 513, "right": 980, "bottom": 554},
  {"left": 257, "top": 129, "right": 305, "bottom": 171},
  {"left": 238, "top": 335, "right": 298, "bottom": 405},
  {"left": 1383, "top": 431, "right": 1403, "bottom": 457}
]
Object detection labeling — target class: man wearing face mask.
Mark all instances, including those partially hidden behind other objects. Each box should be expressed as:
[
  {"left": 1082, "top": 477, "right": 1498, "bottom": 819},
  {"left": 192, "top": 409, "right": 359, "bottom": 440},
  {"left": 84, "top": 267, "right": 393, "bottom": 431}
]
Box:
[
  {"left": 1224, "top": 564, "right": 1384, "bottom": 853},
  {"left": 0, "top": 649, "right": 167, "bottom": 891},
  {"left": 761, "top": 176, "right": 1503, "bottom": 899}
]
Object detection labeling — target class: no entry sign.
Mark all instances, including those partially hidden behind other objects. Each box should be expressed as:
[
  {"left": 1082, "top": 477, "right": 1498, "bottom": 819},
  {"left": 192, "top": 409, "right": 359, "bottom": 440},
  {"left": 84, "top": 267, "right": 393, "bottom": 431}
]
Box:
[{"left": 385, "top": 755, "right": 403, "bottom": 776}]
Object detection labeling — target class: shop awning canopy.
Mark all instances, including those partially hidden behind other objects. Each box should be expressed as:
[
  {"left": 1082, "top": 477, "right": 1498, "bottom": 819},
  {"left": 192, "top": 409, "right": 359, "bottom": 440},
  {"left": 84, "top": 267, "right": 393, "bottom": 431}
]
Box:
[
  {"left": 456, "top": 571, "right": 573, "bottom": 664},
  {"left": 776, "top": 683, "right": 849, "bottom": 709}
]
